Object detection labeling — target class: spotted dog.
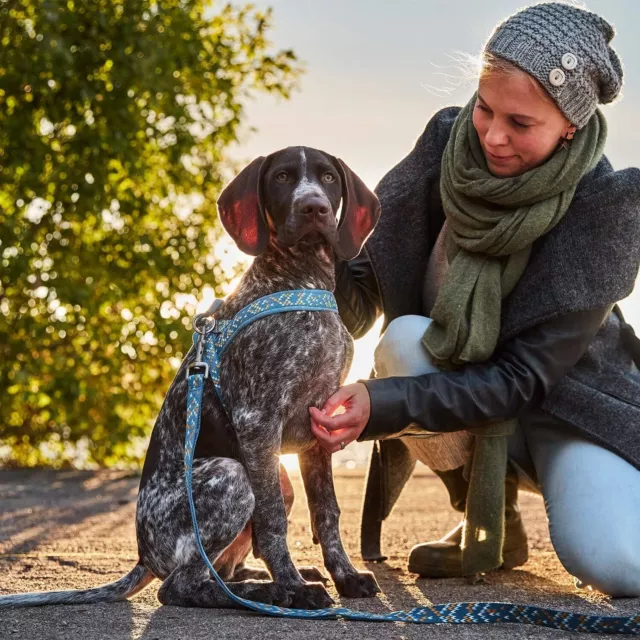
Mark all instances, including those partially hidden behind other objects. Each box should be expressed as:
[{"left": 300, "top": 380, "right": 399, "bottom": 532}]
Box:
[{"left": 0, "top": 147, "right": 381, "bottom": 610}]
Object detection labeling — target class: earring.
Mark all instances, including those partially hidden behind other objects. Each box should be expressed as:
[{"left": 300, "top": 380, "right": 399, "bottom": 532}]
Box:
[{"left": 560, "top": 130, "right": 576, "bottom": 150}]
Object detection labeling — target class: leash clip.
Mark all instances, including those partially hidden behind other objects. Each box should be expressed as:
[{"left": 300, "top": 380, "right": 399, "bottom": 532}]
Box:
[{"left": 187, "top": 299, "right": 222, "bottom": 380}]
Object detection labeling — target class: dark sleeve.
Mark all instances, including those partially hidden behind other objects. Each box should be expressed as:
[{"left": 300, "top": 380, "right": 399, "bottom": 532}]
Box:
[
  {"left": 334, "top": 248, "right": 383, "bottom": 340},
  {"left": 359, "top": 305, "right": 612, "bottom": 440}
]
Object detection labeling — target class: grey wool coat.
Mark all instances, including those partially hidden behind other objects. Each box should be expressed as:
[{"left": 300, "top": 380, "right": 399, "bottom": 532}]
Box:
[{"left": 358, "top": 106, "right": 640, "bottom": 557}]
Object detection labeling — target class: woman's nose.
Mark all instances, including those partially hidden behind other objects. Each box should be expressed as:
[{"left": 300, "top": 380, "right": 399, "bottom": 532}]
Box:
[{"left": 484, "top": 122, "right": 509, "bottom": 147}]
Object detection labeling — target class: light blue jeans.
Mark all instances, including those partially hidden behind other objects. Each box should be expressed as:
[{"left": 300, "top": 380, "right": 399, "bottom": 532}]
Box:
[{"left": 375, "top": 315, "right": 640, "bottom": 597}]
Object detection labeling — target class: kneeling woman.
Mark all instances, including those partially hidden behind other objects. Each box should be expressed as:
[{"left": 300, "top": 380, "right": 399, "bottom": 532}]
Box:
[{"left": 311, "top": 2, "right": 640, "bottom": 597}]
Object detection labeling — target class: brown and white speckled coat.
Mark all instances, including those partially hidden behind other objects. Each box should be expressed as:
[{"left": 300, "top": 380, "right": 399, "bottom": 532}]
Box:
[{"left": 0, "top": 146, "right": 382, "bottom": 610}]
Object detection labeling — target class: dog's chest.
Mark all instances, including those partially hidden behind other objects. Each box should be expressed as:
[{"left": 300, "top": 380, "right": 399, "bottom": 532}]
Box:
[{"left": 220, "top": 310, "right": 352, "bottom": 451}]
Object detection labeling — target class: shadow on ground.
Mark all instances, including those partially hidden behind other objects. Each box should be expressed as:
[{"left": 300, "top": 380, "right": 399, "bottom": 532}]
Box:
[{"left": 1, "top": 468, "right": 638, "bottom": 640}]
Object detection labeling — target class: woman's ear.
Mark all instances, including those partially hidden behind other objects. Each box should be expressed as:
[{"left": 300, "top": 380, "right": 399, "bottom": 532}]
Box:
[{"left": 564, "top": 124, "right": 577, "bottom": 141}]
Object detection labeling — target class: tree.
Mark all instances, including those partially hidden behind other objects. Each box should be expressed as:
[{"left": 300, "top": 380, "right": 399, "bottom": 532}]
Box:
[{"left": 0, "top": 0, "right": 302, "bottom": 467}]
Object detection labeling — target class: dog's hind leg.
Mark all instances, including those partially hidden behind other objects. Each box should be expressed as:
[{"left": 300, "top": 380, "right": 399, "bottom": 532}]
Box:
[
  {"left": 157, "top": 561, "right": 291, "bottom": 608},
  {"left": 140, "top": 457, "right": 291, "bottom": 608},
  {"left": 138, "top": 457, "right": 256, "bottom": 580}
]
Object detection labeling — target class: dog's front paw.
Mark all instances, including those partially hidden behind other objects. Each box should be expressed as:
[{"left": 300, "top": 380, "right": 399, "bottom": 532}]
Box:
[
  {"left": 334, "top": 570, "right": 380, "bottom": 598},
  {"left": 287, "top": 583, "right": 334, "bottom": 610},
  {"left": 266, "top": 583, "right": 293, "bottom": 607},
  {"left": 237, "top": 581, "right": 292, "bottom": 608},
  {"left": 298, "top": 566, "right": 330, "bottom": 584}
]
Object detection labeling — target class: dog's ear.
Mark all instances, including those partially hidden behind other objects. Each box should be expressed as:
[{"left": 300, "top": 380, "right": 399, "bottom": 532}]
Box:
[
  {"left": 217, "top": 156, "right": 271, "bottom": 256},
  {"left": 332, "top": 157, "right": 381, "bottom": 260}
]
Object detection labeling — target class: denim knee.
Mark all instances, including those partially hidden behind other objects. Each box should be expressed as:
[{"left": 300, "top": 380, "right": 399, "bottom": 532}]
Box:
[
  {"left": 550, "top": 526, "right": 640, "bottom": 597},
  {"left": 528, "top": 426, "right": 640, "bottom": 598}
]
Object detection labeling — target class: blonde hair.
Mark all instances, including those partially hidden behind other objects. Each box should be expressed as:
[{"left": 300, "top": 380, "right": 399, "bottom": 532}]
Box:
[{"left": 479, "top": 51, "right": 557, "bottom": 106}]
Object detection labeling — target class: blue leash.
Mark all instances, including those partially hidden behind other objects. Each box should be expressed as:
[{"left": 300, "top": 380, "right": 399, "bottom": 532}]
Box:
[{"left": 184, "top": 290, "right": 640, "bottom": 633}]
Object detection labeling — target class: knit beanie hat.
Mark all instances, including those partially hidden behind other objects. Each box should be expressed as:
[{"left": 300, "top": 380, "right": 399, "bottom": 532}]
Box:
[{"left": 484, "top": 2, "right": 623, "bottom": 128}]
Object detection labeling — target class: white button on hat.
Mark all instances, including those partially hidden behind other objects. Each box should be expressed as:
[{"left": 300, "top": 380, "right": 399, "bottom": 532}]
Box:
[
  {"left": 562, "top": 52, "right": 578, "bottom": 70},
  {"left": 549, "top": 68, "right": 566, "bottom": 87}
]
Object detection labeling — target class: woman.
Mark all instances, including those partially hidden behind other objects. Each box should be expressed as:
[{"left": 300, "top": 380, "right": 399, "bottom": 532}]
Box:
[{"left": 310, "top": 2, "right": 640, "bottom": 597}]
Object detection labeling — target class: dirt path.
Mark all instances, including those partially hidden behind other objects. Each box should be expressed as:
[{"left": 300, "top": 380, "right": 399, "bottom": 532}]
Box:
[{"left": 1, "top": 467, "right": 638, "bottom": 639}]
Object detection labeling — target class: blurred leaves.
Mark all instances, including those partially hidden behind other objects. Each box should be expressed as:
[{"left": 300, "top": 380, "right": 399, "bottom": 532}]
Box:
[{"left": 0, "top": 0, "right": 302, "bottom": 467}]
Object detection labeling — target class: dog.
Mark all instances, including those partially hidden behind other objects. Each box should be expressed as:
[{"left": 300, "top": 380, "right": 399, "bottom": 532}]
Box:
[{"left": 0, "top": 146, "right": 381, "bottom": 610}]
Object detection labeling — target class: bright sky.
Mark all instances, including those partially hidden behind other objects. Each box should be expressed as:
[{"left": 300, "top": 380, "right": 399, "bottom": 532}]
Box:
[
  {"left": 220, "top": 1, "right": 640, "bottom": 468},
  {"left": 231, "top": 0, "right": 640, "bottom": 187}
]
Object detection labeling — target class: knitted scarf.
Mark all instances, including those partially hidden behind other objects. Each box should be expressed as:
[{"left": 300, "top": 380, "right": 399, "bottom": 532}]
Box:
[{"left": 422, "top": 94, "right": 607, "bottom": 576}]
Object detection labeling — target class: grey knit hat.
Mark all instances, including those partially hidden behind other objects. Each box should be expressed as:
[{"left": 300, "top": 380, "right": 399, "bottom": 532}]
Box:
[{"left": 484, "top": 2, "right": 623, "bottom": 128}]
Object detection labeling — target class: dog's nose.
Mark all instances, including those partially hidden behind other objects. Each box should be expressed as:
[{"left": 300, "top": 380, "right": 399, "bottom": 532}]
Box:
[{"left": 299, "top": 196, "right": 330, "bottom": 218}]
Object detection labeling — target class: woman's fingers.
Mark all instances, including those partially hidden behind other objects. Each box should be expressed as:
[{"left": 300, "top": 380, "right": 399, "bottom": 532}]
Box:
[
  {"left": 310, "top": 419, "right": 355, "bottom": 454},
  {"left": 310, "top": 382, "right": 371, "bottom": 452},
  {"left": 309, "top": 406, "right": 354, "bottom": 431},
  {"left": 311, "top": 420, "right": 340, "bottom": 453},
  {"left": 310, "top": 419, "right": 332, "bottom": 447},
  {"left": 320, "top": 384, "right": 356, "bottom": 416},
  {"left": 310, "top": 418, "right": 350, "bottom": 446}
]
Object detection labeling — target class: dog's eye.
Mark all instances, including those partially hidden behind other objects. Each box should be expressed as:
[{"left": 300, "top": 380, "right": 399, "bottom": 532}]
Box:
[
  {"left": 275, "top": 171, "right": 289, "bottom": 183},
  {"left": 322, "top": 172, "right": 336, "bottom": 184}
]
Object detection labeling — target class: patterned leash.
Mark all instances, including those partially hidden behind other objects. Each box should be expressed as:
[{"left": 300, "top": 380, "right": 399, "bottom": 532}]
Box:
[{"left": 184, "top": 290, "right": 640, "bottom": 634}]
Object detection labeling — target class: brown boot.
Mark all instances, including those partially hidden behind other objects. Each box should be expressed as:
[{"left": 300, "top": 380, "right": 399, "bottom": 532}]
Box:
[{"left": 408, "top": 464, "right": 528, "bottom": 578}]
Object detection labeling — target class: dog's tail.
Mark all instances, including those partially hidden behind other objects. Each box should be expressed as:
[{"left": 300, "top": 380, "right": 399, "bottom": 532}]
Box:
[{"left": 0, "top": 562, "right": 154, "bottom": 608}]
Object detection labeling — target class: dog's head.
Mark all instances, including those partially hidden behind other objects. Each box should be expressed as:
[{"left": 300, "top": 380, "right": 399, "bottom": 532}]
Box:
[{"left": 217, "top": 147, "right": 381, "bottom": 260}]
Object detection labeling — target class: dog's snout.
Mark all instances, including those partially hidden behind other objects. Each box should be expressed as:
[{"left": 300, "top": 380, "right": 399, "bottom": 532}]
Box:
[{"left": 299, "top": 196, "right": 330, "bottom": 218}]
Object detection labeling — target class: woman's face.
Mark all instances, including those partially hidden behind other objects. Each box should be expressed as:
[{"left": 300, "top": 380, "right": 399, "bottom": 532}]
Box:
[{"left": 472, "top": 69, "right": 577, "bottom": 178}]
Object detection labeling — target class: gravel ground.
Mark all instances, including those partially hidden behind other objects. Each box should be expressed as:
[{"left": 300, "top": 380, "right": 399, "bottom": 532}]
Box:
[{"left": 1, "top": 467, "right": 638, "bottom": 640}]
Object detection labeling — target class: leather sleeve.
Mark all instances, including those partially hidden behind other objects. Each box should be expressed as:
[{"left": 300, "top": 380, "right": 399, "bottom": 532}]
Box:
[
  {"left": 334, "top": 249, "right": 383, "bottom": 340},
  {"left": 359, "top": 305, "right": 613, "bottom": 440}
]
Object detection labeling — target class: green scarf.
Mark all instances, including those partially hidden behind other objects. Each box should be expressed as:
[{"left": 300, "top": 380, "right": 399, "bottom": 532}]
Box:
[{"left": 422, "top": 94, "right": 607, "bottom": 576}]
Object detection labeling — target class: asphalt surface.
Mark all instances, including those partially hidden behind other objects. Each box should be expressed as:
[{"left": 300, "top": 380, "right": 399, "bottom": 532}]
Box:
[{"left": 1, "top": 467, "right": 638, "bottom": 639}]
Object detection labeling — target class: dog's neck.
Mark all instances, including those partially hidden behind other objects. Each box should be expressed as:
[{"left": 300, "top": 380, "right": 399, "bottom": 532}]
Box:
[
  {"left": 226, "top": 240, "right": 336, "bottom": 311},
  {"left": 253, "top": 240, "right": 335, "bottom": 290}
]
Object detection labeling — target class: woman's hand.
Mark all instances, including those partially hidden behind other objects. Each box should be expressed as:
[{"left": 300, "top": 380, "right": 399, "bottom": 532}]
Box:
[{"left": 309, "top": 382, "right": 371, "bottom": 454}]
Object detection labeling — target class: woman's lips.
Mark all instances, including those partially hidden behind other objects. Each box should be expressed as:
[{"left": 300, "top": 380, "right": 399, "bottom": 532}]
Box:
[{"left": 486, "top": 149, "right": 516, "bottom": 164}]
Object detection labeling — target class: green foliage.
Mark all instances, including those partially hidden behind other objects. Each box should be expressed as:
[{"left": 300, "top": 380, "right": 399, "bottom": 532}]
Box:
[{"left": 0, "top": 0, "right": 302, "bottom": 467}]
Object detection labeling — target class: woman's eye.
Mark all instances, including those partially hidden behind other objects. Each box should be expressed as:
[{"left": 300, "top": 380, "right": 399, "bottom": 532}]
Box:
[
  {"left": 476, "top": 102, "right": 489, "bottom": 113},
  {"left": 275, "top": 171, "right": 289, "bottom": 183},
  {"left": 322, "top": 172, "right": 336, "bottom": 184},
  {"left": 513, "top": 120, "right": 531, "bottom": 129}
]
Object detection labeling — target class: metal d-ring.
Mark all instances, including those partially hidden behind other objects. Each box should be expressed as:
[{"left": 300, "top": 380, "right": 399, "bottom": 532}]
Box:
[
  {"left": 192, "top": 314, "right": 216, "bottom": 336},
  {"left": 192, "top": 298, "right": 223, "bottom": 335},
  {"left": 187, "top": 299, "right": 223, "bottom": 379}
]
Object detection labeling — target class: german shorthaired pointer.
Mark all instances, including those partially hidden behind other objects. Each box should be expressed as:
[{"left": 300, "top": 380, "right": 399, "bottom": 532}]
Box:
[{"left": 0, "top": 147, "right": 381, "bottom": 611}]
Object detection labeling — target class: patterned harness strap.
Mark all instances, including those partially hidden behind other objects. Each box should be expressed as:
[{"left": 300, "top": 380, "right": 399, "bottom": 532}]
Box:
[
  {"left": 184, "top": 290, "right": 640, "bottom": 633},
  {"left": 191, "top": 289, "right": 339, "bottom": 408}
]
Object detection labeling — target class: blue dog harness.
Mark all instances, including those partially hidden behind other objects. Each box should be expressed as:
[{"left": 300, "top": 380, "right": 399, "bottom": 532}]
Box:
[
  {"left": 184, "top": 289, "right": 640, "bottom": 633},
  {"left": 187, "top": 289, "right": 339, "bottom": 409}
]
